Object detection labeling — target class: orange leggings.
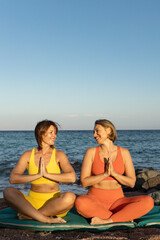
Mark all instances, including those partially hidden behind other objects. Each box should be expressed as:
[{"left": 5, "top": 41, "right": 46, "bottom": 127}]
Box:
[{"left": 75, "top": 187, "right": 154, "bottom": 222}]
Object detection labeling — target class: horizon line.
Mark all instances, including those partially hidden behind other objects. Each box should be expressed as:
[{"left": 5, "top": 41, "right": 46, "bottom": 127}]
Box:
[{"left": 0, "top": 129, "right": 160, "bottom": 131}]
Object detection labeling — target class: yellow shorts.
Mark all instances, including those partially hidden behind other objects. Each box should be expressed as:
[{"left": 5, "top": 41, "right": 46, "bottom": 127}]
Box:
[{"left": 23, "top": 190, "right": 68, "bottom": 217}]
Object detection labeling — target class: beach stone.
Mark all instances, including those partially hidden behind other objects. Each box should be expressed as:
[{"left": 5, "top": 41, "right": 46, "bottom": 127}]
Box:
[
  {"left": 148, "top": 191, "right": 160, "bottom": 205},
  {"left": 135, "top": 169, "right": 160, "bottom": 190},
  {"left": 142, "top": 175, "right": 160, "bottom": 190}
]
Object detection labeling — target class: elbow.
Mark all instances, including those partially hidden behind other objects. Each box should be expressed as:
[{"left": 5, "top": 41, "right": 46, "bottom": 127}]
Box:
[
  {"left": 9, "top": 175, "right": 17, "bottom": 184},
  {"left": 129, "top": 182, "right": 135, "bottom": 188},
  {"left": 70, "top": 173, "right": 76, "bottom": 183},
  {"left": 9, "top": 175, "right": 13, "bottom": 184},
  {"left": 80, "top": 177, "right": 90, "bottom": 188},
  {"left": 81, "top": 180, "right": 88, "bottom": 188},
  {"left": 9, "top": 177, "right": 15, "bottom": 184},
  {"left": 81, "top": 183, "right": 87, "bottom": 188},
  {"left": 129, "top": 178, "right": 136, "bottom": 188},
  {"left": 72, "top": 175, "right": 76, "bottom": 183}
]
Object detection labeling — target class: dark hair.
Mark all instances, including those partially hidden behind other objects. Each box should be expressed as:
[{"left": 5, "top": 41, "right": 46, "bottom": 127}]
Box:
[
  {"left": 35, "top": 120, "right": 59, "bottom": 150},
  {"left": 95, "top": 119, "right": 117, "bottom": 142}
]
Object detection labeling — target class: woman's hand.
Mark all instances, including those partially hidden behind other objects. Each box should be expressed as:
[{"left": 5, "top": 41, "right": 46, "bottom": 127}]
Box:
[
  {"left": 104, "top": 157, "right": 110, "bottom": 176},
  {"left": 104, "top": 157, "right": 116, "bottom": 177},
  {"left": 9, "top": 151, "right": 47, "bottom": 184},
  {"left": 108, "top": 157, "right": 115, "bottom": 177},
  {"left": 39, "top": 157, "right": 48, "bottom": 177},
  {"left": 106, "top": 148, "right": 136, "bottom": 188},
  {"left": 104, "top": 157, "right": 115, "bottom": 176},
  {"left": 37, "top": 150, "right": 76, "bottom": 183},
  {"left": 81, "top": 148, "right": 110, "bottom": 188},
  {"left": 39, "top": 157, "right": 44, "bottom": 176}
]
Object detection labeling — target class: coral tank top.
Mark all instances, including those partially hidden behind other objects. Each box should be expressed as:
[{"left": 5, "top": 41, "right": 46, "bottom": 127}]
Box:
[{"left": 91, "top": 146, "right": 125, "bottom": 180}]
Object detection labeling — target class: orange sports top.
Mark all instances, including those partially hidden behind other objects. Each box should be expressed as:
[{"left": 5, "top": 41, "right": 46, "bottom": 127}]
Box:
[
  {"left": 27, "top": 148, "right": 61, "bottom": 184},
  {"left": 91, "top": 146, "right": 125, "bottom": 180}
]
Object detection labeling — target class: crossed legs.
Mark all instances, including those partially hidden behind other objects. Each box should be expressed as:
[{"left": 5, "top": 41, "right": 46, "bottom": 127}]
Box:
[
  {"left": 3, "top": 187, "right": 76, "bottom": 223},
  {"left": 75, "top": 187, "right": 154, "bottom": 225}
]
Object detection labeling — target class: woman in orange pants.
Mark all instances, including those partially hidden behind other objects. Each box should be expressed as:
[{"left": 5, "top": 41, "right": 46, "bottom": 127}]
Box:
[{"left": 75, "top": 119, "right": 154, "bottom": 225}]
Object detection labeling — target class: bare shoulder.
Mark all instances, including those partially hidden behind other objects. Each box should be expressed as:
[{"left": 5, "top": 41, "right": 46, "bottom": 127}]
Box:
[
  {"left": 13, "top": 150, "right": 32, "bottom": 169},
  {"left": 56, "top": 149, "right": 66, "bottom": 157},
  {"left": 55, "top": 149, "right": 68, "bottom": 162},
  {"left": 19, "top": 149, "right": 32, "bottom": 161},
  {"left": 20, "top": 149, "right": 32, "bottom": 158},
  {"left": 83, "top": 147, "right": 97, "bottom": 161},
  {"left": 119, "top": 147, "right": 132, "bottom": 164},
  {"left": 120, "top": 147, "right": 130, "bottom": 155},
  {"left": 85, "top": 147, "right": 96, "bottom": 155}
]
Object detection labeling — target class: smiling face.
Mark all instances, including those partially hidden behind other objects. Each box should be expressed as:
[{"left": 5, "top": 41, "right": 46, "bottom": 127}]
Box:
[
  {"left": 35, "top": 120, "right": 59, "bottom": 150},
  {"left": 41, "top": 125, "right": 57, "bottom": 147},
  {"left": 94, "top": 119, "right": 117, "bottom": 142},
  {"left": 94, "top": 124, "right": 110, "bottom": 144}
]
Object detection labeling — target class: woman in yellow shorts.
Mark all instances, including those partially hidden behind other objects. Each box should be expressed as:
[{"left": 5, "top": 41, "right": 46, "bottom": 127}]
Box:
[{"left": 3, "top": 120, "right": 76, "bottom": 224}]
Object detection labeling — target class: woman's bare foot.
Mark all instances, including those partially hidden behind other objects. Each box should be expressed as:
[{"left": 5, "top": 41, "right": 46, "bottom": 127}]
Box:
[
  {"left": 18, "top": 213, "right": 32, "bottom": 220},
  {"left": 18, "top": 213, "right": 66, "bottom": 224},
  {"left": 46, "top": 216, "right": 66, "bottom": 224},
  {"left": 90, "top": 217, "right": 113, "bottom": 225}
]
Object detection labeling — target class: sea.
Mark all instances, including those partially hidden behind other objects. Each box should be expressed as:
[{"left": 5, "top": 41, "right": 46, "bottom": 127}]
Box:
[{"left": 0, "top": 130, "right": 160, "bottom": 198}]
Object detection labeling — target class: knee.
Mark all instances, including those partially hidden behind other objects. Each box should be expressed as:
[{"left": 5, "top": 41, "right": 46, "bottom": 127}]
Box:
[
  {"left": 75, "top": 196, "right": 82, "bottom": 210},
  {"left": 3, "top": 187, "right": 16, "bottom": 200},
  {"left": 75, "top": 196, "right": 88, "bottom": 212},
  {"left": 61, "top": 192, "right": 76, "bottom": 205},
  {"left": 140, "top": 195, "right": 154, "bottom": 212},
  {"left": 145, "top": 195, "right": 154, "bottom": 210}
]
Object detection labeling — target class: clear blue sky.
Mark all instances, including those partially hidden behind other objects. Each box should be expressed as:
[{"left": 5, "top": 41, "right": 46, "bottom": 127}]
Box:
[{"left": 0, "top": 0, "right": 160, "bottom": 130}]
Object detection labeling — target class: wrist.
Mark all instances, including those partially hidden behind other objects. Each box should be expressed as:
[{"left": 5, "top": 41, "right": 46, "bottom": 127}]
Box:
[
  {"left": 111, "top": 171, "right": 116, "bottom": 177},
  {"left": 104, "top": 172, "right": 109, "bottom": 178},
  {"left": 38, "top": 172, "right": 42, "bottom": 178},
  {"left": 44, "top": 172, "right": 49, "bottom": 178}
]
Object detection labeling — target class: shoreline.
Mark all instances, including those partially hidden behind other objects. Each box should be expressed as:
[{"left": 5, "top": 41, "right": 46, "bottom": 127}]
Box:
[{"left": 1, "top": 198, "right": 160, "bottom": 240}]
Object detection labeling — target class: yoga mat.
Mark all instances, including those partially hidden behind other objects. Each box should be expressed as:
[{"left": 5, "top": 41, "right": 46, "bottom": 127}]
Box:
[
  {"left": 134, "top": 206, "right": 160, "bottom": 228},
  {"left": 0, "top": 206, "right": 159, "bottom": 231}
]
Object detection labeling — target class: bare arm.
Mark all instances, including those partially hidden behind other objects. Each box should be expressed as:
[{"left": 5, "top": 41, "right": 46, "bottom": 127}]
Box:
[
  {"left": 80, "top": 148, "right": 109, "bottom": 188},
  {"left": 9, "top": 151, "right": 42, "bottom": 184},
  {"left": 109, "top": 148, "right": 136, "bottom": 188},
  {"left": 42, "top": 151, "right": 76, "bottom": 183}
]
